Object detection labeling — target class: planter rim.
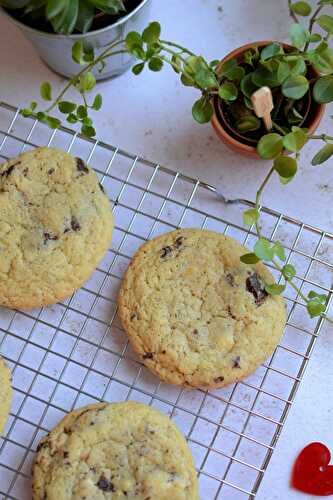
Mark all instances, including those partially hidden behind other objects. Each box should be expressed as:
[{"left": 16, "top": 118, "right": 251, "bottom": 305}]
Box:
[
  {"left": 211, "top": 39, "right": 326, "bottom": 158},
  {"left": 0, "top": 0, "right": 149, "bottom": 39}
]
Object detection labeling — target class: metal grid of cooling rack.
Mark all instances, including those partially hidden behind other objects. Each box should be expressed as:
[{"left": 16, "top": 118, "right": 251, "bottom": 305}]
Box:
[{"left": 0, "top": 100, "right": 333, "bottom": 500}]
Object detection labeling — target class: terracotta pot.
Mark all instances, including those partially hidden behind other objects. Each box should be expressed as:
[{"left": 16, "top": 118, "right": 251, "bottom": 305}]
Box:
[{"left": 211, "top": 41, "right": 326, "bottom": 158}]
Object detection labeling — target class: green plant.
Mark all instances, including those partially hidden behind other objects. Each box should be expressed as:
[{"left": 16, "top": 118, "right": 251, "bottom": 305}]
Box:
[
  {"left": 0, "top": 0, "right": 125, "bottom": 34},
  {"left": 20, "top": 2, "right": 333, "bottom": 322}
]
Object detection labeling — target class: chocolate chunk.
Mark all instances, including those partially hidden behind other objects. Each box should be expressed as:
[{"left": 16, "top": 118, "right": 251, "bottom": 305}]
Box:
[
  {"left": 143, "top": 352, "right": 154, "bottom": 359},
  {"left": 48, "top": 168, "right": 54, "bottom": 175},
  {"left": 214, "top": 376, "right": 224, "bottom": 383},
  {"left": 97, "top": 477, "right": 114, "bottom": 492},
  {"left": 174, "top": 236, "right": 185, "bottom": 248},
  {"left": 99, "top": 183, "right": 105, "bottom": 193},
  {"left": 130, "top": 313, "right": 136, "bottom": 321},
  {"left": 160, "top": 246, "right": 173, "bottom": 259},
  {"left": 233, "top": 356, "right": 241, "bottom": 369},
  {"left": 63, "top": 451, "right": 69, "bottom": 458},
  {"left": 246, "top": 273, "right": 268, "bottom": 306},
  {"left": 226, "top": 273, "right": 235, "bottom": 287},
  {"left": 71, "top": 216, "right": 81, "bottom": 232},
  {"left": 228, "top": 306, "right": 236, "bottom": 320},
  {"left": 1, "top": 164, "right": 15, "bottom": 177},
  {"left": 64, "top": 227, "right": 71, "bottom": 234},
  {"left": 76, "top": 158, "right": 89, "bottom": 174},
  {"left": 36, "top": 440, "right": 49, "bottom": 452},
  {"left": 43, "top": 232, "right": 58, "bottom": 244},
  {"left": 162, "top": 350, "right": 166, "bottom": 354},
  {"left": 23, "top": 167, "right": 29, "bottom": 177},
  {"left": 193, "top": 329, "right": 199, "bottom": 335}
]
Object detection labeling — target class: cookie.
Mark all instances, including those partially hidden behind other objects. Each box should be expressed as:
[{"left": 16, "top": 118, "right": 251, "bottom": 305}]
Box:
[
  {"left": 118, "top": 228, "right": 286, "bottom": 388},
  {"left": 0, "top": 356, "right": 12, "bottom": 435},
  {"left": 0, "top": 148, "right": 114, "bottom": 309},
  {"left": 32, "top": 401, "right": 198, "bottom": 500}
]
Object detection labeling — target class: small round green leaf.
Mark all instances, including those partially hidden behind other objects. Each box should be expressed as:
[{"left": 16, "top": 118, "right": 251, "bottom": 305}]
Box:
[
  {"left": 277, "top": 61, "right": 291, "bottom": 83},
  {"left": 252, "top": 67, "right": 280, "bottom": 88},
  {"left": 282, "top": 75, "right": 309, "bottom": 99},
  {"left": 309, "top": 33, "right": 322, "bottom": 43},
  {"left": 283, "top": 129, "right": 308, "bottom": 151},
  {"left": 257, "top": 133, "right": 284, "bottom": 159},
  {"left": 317, "top": 14, "right": 333, "bottom": 34},
  {"left": 291, "top": 1, "right": 312, "bottom": 16},
  {"left": 148, "top": 57, "right": 163, "bottom": 71},
  {"left": 273, "top": 241, "right": 286, "bottom": 261},
  {"left": 261, "top": 43, "right": 284, "bottom": 61},
  {"left": 192, "top": 98, "right": 213, "bottom": 124},
  {"left": 254, "top": 238, "right": 274, "bottom": 261},
  {"left": 58, "top": 101, "right": 76, "bottom": 114},
  {"left": 282, "top": 264, "right": 296, "bottom": 279},
  {"left": 289, "top": 23, "right": 310, "bottom": 49},
  {"left": 142, "top": 22, "right": 161, "bottom": 44},
  {"left": 218, "top": 82, "right": 238, "bottom": 101},
  {"left": 20, "top": 108, "right": 33, "bottom": 118},
  {"left": 171, "top": 54, "right": 182, "bottom": 73},
  {"left": 274, "top": 156, "right": 298, "bottom": 179},
  {"left": 311, "top": 143, "right": 333, "bottom": 165},
  {"left": 44, "top": 116, "right": 61, "bottom": 129},
  {"left": 265, "top": 283, "right": 286, "bottom": 295},
  {"left": 46, "top": 0, "right": 67, "bottom": 20},
  {"left": 313, "top": 76, "right": 333, "bottom": 103},
  {"left": 307, "top": 299, "right": 326, "bottom": 318},
  {"left": 40, "top": 81, "right": 52, "bottom": 101},
  {"left": 243, "top": 209, "right": 260, "bottom": 226},
  {"left": 132, "top": 62, "right": 145, "bottom": 75},
  {"left": 225, "top": 66, "right": 245, "bottom": 81},
  {"left": 125, "top": 32, "right": 143, "bottom": 51},
  {"left": 67, "top": 114, "right": 78, "bottom": 124},
  {"left": 72, "top": 41, "right": 83, "bottom": 64},
  {"left": 217, "top": 58, "right": 237, "bottom": 77},
  {"left": 195, "top": 66, "right": 218, "bottom": 89},
  {"left": 240, "top": 253, "right": 260, "bottom": 264},
  {"left": 81, "top": 125, "right": 96, "bottom": 137},
  {"left": 240, "top": 73, "right": 258, "bottom": 98},
  {"left": 77, "top": 105, "right": 87, "bottom": 119},
  {"left": 236, "top": 115, "right": 261, "bottom": 132},
  {"left": 79, "top": 72, "right": 96, "bottom": 93},
  {"left": 30, "top": 101, "right": 37, "bottom": 111}
]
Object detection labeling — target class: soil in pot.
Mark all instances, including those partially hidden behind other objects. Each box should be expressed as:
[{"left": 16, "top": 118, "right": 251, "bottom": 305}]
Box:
[{"left": 4, "top": 0, "right": 143, "bottom": 34}]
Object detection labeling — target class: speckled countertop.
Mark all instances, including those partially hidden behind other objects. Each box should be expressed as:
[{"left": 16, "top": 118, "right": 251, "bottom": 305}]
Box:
[{"left": 1, "top": 0, "right": 333, "bottom": 499}]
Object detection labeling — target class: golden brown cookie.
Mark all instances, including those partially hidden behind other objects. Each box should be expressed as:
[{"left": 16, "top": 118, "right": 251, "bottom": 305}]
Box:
[
  {"left": 32, "top": 401, "right": 198, "bottom": 500},
  {"left": 0, "top": 148, "right": 114, "bottom": 309},
  {"left": 0, "top": 356, "right": 12, "bottom": 435},
  {"left": 118, "top": 228, "right": 286, "bottom": 388}
]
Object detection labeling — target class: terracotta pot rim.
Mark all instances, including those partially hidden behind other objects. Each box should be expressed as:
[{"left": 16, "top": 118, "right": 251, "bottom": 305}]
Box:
[{"left": 211, "top": 40, "right": 326, "bottom": 158}]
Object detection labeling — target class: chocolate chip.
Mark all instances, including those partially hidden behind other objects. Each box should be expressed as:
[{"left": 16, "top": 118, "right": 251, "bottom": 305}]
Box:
[
  {"left": 214, "top": 376, "right": 224, "bottom": 383},
  {"left": 1, "top": 164, "right": 15, "bottom": 177},
  {"left": 226, "top": 273, "right": 235, "bottom": 287},
  {"left": 228, "top": 306, "right": 236, "bottom": 320},
  {"left": 246, "top": 273, "right": 268, "bottom": 306},
  {"left": 71, "top": 216, "right": 81, "bottom": 232},
  {"left": 193, "top": 329, "right": 199, "bottom": 335},
  {"left": 233, "top": 356, "right": 241, "bottom": 369},
  {"left": 36, "top": 440, "right": 49, "bottom": 452},
  {"left": 23, "top": 167, "right": 29, "bottom": 177},
  {"left": 162, "top": 350, "right": 166, "bottom": 354},
  {"left": 76, "top": 158, "right": 89, "bottom": 174},
  {"left": 43, "top": 232, "right": 58, "bottom": 244},
  {"left": 99, "top": 183, "right": 105, "bottom": 193},
  {"left": 64, "top": 228, "right": 71, "bottom": 234},
  {"left": 97, "top": 477, "right": 114, "bottom": 492},
  {"left": 63, "top": 451, "right": 69, "bottom": 458},
  {"left": 143, "top": 352, "right": 154, "bottom": 359},
  {"left": 174, "top": 235, "right": 185, "bottom": 248},
  {"left": 160, "top": 246, "right": 173, "bottom": 259},
  {"left": 48, "top": 168, "right": 54, "bottom": 175},
  {"left": 130, "top": 313, "right": 137, "bottom": 321}
]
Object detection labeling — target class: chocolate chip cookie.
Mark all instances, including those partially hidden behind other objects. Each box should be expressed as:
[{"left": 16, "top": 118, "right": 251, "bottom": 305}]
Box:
[
  {"left": 118, "top": 228, "right": 286, "bottom": 388},
  {"left": 0, "top": 356, "right": 12, "bottom": 435},
  {"left": 0, "top": 148, "right": 114, "bottom": 309},
  {"left": 32, "top": 401, "right": 198, "bottom": 500}
]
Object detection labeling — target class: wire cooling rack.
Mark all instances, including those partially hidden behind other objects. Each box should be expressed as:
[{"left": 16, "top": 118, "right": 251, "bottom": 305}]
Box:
[{"left": 0, "top": 100, "right": 333, "bottom": 500}]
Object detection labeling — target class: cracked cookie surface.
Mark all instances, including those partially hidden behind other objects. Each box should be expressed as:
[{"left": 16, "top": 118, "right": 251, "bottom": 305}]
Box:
[
  {"left": 32, "top": 401, "right": 198, "bottom": 500},
  {"left": 0, "top": 356, "right": 12, "bottom": 435},
  {"left": 118, "top": 229, "right": 286, "bottom": 388},
  {"left": 0, "top": 148, "right": 114, "bottom": 309}
]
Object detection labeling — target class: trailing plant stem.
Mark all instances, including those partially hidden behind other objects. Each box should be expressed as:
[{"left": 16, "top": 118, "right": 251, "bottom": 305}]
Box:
[{"left": 304, "top": 2, "right": 324, "bottom": 52}]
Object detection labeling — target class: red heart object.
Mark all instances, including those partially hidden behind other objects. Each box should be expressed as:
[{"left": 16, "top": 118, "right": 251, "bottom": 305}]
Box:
[{"left": 292, "top": 442, "right": 333, "bottom": 496}]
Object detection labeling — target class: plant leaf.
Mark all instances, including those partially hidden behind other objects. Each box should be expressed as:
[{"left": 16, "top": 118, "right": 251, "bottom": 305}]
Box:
[
  {"left": 273, "top": 241, "right": 286, "bottom": 261},
  {"left": 58, "top": 101, "right": 76, "bottom": 113},
  {"left": 192, "top": 98, "right": 213, "bottom": 124},
  {"left": 282, "top": 264, "right": 296, "bottom": 279},
  {"left": 243, "top": 209, "right": 260, "bottom": 226},
  {"left": 125, "top": 32, "right": 143, "bottom": 51},
  {"left": 313, "top": 76, "right": 333, "bottom": 103},
  {"left": 240, "top": 253, "right": 260, "bottom": 264},
  {"left": 46, "top": 0, "right": 67, "bottom": 19},
  {"left": 218, "top": 82, "right": 238, "bottom": 101},
  {"left": 257, "top": 133, "right": 284, "bottom": 159},
  {"left": 195, "top": 66, "right": 218, "bottom": 89},
  {"left": 317, "top": 14, "right": 333, "bottom": 34},
  {"left": 72, "top": 41, "right": 84, "bottom": 64},
  {"left": 252, "top": 67, "right": 280, "bottom": 88},
  {"left": 40, "top": 81, "right": 52, "bottom": 101},
  {"left": 289, "top": 23, "right": 310, "bottom": 49},
  {"left": 282, "top": 75, "right": 309, "bottom": 99},
  {"left": 283, "top": 129, "right": 308, "bottom": 151},
  {"left": 148, "top": 57, "right": 163, "bottom": 71},
  {"left": 92, "top": 93, "right": 103, "bottom": 111},
  {"left": 274, "top": 156, "right": 298, "bottom": 180},
  {"left": 265, "top": 283, "right": 286, "bottom": 295},
  {"left": 311, "top": 143, "right": 333, "bottom": 165},
  {"left": 132, "top": 62, "right": 145, "bottom": 75},
  {"left": 254, "top": 238, "right": 274, "bottom": 261},
  {"left": 291, "top": 1, "right": 312, "bottom": 16},
  {"left": 261, "top": 43, "right": 284, "bottom": 61},
  {"left": 142, "top": 21, "right": 161, "bottom": 44},
  {"left": 78, "top": 72, "right": 96, "bottom": 93},
  {"left": 240, "top": 73, "right": 258, "bottom": 98},
  {"left": 236, "top": 115, "right": 261, "bottom": 132},
  {"left": 217, "top": 58, "right": 237, "bottom": 77},
  {"left": 75, "top": 0, "right": 94, "bottom": 33}
]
